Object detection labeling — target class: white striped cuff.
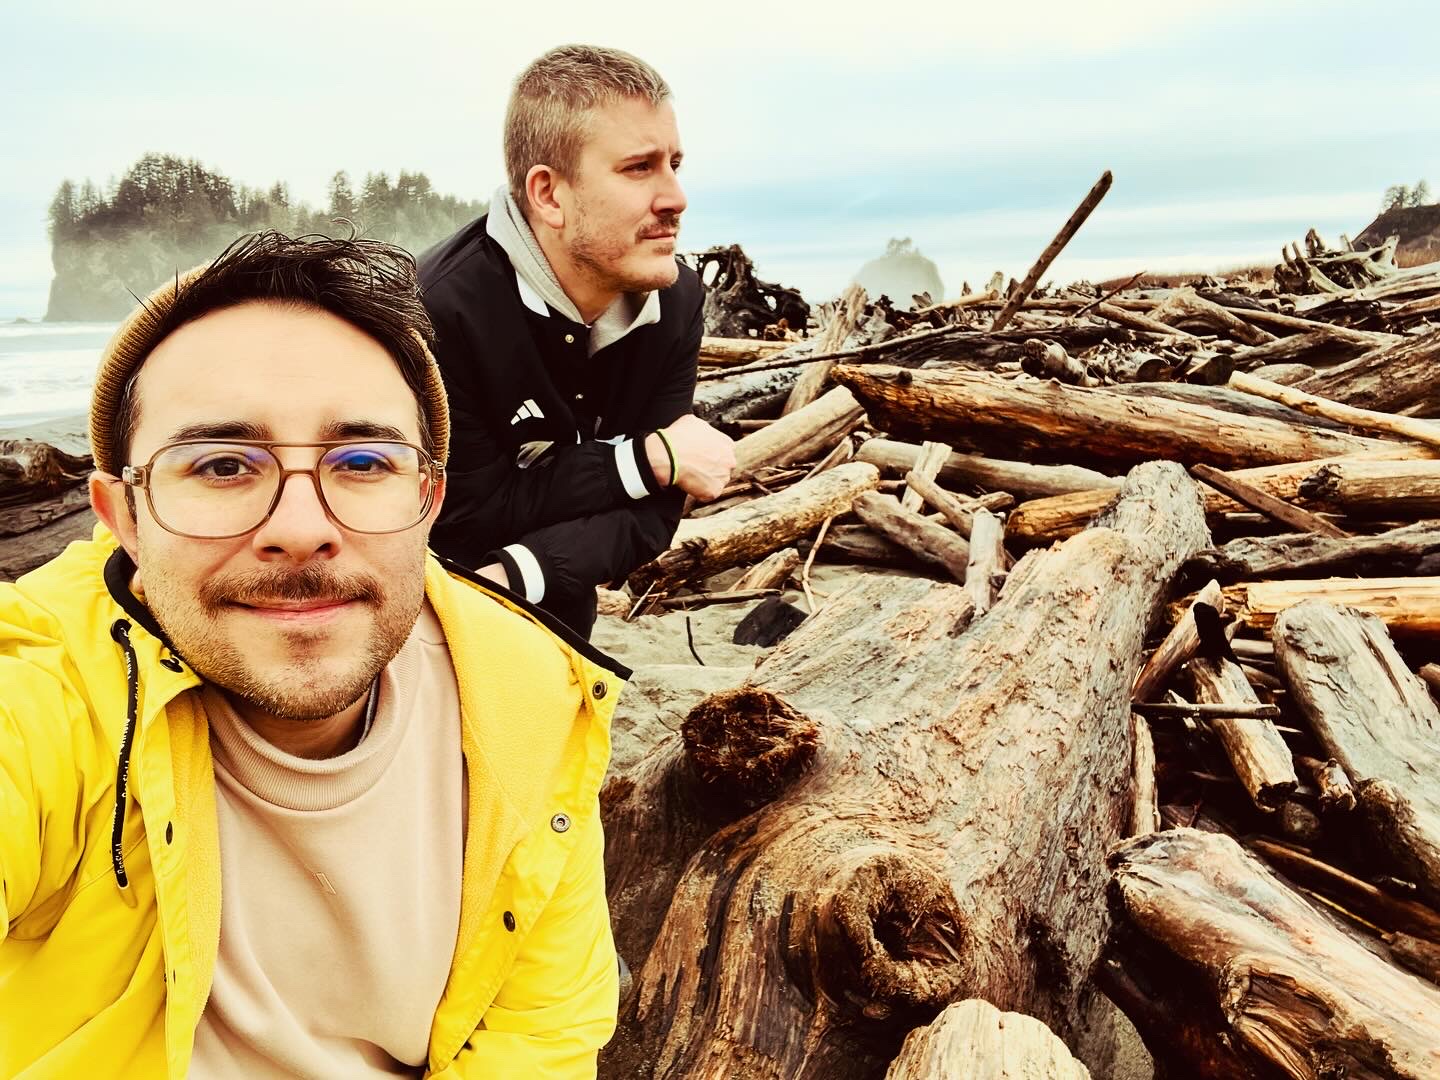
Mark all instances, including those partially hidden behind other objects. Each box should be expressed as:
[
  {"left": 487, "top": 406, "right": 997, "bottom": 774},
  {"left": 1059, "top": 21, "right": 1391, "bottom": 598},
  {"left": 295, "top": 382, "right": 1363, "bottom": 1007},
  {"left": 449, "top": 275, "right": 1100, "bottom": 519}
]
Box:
[
  {"left": 615, "top": 438, "right": 651, "bottom": 501},
  {"left": 501, "top": 544, "right": 546, "bottom": 603}
]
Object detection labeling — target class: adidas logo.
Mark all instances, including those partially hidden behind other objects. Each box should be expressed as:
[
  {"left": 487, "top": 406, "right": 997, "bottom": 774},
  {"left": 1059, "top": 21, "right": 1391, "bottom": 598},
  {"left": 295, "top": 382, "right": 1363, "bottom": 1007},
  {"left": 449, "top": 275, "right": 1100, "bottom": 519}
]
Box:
[{"left": 510, "top": 399, "right": 545, "bottom": 425}]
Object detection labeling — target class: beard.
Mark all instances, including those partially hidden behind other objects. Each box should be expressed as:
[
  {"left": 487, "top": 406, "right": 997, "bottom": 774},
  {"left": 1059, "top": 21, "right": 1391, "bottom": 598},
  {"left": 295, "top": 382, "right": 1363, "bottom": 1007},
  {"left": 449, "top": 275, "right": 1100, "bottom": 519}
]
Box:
[
  {"left": 141, "top": 545, "right": 426, "bottom": 723},
  {"left": 569, "top": 208, "right": 682, "bottom": 295}
]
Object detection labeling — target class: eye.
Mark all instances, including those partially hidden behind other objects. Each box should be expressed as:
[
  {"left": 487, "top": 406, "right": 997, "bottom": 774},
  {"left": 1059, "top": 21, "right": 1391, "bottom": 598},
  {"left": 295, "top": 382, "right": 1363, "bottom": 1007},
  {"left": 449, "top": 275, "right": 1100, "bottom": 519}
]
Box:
[
  {"left": 192, "top": 453, "right": 259, "bottom": 479},
  {"left": 332, "top": 449, "right": 394, "bottom": 473},
  {"left": 626, "top": 161, "right": 651, "bottom": 173},
  {"left": 671, "top": 157, "right": 682, "bottom": 172}
]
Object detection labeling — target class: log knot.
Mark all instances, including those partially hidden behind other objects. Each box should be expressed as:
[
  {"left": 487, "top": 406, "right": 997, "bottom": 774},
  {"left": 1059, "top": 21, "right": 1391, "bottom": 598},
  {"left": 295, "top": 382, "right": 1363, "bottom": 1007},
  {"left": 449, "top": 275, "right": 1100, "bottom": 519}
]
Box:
[
  {"left": 682, "top": 687, "right": 819, "bottom": 810},
  {"left": 817, "top": 853, "right": 968, "bottom": 1018}
]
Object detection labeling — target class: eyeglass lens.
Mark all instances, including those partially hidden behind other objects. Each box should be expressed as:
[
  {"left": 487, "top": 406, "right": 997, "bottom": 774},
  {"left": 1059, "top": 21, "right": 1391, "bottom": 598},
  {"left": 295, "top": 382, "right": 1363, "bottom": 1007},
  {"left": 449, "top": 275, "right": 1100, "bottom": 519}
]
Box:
[{"left": 147, "top": 442, "right": 431, "bottom": 536}]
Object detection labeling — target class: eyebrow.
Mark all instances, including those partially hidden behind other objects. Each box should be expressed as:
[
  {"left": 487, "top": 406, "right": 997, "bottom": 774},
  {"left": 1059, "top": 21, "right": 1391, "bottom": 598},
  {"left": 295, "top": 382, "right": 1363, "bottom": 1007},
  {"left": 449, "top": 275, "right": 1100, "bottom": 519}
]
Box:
[
  {"left": 163, "top": 419, "right": 410, "bottom": 443},
  {"left": 621, "top": 147, "right": 683, "bottom": 163}
]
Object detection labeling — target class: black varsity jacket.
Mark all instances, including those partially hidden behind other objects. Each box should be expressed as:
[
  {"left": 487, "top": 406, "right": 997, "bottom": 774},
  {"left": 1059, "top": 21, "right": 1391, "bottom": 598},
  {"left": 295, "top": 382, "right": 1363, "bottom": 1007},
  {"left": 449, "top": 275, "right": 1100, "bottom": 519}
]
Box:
[{"left": 418, "top": 215, "right": 702, "bottom": 636}]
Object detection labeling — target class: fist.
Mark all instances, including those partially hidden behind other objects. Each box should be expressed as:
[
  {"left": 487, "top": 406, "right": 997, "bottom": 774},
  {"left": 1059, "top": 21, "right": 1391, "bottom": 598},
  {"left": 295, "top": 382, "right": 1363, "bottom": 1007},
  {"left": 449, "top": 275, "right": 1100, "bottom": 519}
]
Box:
[{"left": 648, "top": 414, "right": 736, "bottom": 502}]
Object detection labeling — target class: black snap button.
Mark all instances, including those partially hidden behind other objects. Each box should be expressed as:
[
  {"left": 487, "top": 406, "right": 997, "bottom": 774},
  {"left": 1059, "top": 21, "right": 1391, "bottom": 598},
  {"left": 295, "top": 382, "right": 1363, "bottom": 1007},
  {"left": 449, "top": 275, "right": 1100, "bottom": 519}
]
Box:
[
  {"left": 551, "top": 812, "right": 571, "bottom": 833},
  {"left": 165, "top": 822, "right": 174, "bottom": 844},
  {"left": 592, "top": 680, "right": 607, "bottom": 699},
  {"left": 503, "top": 911, "right": 516, "bottom": 932},
  {"left": 161, "top": 655, "right": 184, "bottom": 673}
]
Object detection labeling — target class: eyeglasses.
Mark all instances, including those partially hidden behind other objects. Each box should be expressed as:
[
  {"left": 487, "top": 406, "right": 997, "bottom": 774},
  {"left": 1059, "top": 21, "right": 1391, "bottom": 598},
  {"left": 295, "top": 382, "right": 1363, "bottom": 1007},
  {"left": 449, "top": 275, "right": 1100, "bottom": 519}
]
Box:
[{"left": 121, "top": 440, "right": 443, "bottom": 539}]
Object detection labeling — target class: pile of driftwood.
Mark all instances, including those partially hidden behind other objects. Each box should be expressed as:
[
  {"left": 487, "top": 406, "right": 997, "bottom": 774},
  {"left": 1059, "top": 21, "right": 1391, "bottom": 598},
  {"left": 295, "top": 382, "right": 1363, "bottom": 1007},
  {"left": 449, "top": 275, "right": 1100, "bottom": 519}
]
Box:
[{"left": 604, "top": 204, "right": 1440, "bottom": 1076}]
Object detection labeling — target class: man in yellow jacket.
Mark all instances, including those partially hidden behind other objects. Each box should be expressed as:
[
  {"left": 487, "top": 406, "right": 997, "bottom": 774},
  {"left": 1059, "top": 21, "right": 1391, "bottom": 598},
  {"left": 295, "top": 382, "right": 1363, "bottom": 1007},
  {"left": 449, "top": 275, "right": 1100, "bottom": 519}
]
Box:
[{"left": 0, "top": 230, "right": 622, "bottom": 1077}]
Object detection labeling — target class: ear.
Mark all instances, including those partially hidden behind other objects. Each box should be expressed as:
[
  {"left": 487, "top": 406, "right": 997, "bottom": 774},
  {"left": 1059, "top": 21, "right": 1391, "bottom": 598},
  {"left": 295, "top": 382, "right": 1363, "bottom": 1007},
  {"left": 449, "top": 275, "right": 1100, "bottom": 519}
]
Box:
[
  {"left": 524, "top": 164, "right": 567, "bottom": 232},
  {"left": 424, "top": 468, "right": 447, "bottom": 527},
  {"left": 90, "top": 472, "right": 140, "bottom": 563}
]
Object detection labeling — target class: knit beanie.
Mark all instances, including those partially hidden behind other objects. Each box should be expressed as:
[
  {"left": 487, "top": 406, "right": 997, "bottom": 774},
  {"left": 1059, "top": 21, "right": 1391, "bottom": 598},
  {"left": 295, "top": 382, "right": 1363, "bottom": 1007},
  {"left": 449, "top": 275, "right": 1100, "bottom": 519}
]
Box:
[{"left": 89, "top": 264, "right": 451, "bottom": 476}]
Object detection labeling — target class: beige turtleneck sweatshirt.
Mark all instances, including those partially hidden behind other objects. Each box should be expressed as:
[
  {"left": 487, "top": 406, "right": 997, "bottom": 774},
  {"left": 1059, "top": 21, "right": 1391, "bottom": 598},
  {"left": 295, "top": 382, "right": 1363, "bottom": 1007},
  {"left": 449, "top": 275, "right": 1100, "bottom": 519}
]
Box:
[{"left": 189, "top": 604, "right": 464, "bottom": 1078}]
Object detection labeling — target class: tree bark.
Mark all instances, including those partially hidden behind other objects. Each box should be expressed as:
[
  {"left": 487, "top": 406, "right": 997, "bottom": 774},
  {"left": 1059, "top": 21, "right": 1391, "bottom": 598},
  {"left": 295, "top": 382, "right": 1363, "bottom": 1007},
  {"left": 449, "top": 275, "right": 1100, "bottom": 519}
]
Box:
[
  {"left": 693, "top": 365, "right": 803, "bottom": 427},
  {"left": 700, "top": 336, "right": 792, "bottom": 366},
  {"left": 856, "top": 437, "right": 1118, "bottom": 500},
  {"left": 1272, "top": 601, "right": 1440, "bottom": 905},
  {"left": 1105, "top": 828, "right": 1440, "bottom": 1080},
  {"left": 834, "top": 364, "right": 1393, "bottom": 473},
  {"left": 601, "top": 460, "right": 1208, "bottom": 1079},
  {"left": 883, "top": 999, "right": 1091, "bottom": 1079},
  {"left": 629, "top": 462, "right": 880, "bottom": 594}
]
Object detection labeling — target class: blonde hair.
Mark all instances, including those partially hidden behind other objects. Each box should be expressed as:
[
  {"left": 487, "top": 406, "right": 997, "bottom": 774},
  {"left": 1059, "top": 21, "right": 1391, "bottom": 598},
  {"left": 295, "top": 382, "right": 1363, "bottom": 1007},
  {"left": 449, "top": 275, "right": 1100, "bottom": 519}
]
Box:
[{"left": 505, "top": 45, "right": 671, "bottom": 207}]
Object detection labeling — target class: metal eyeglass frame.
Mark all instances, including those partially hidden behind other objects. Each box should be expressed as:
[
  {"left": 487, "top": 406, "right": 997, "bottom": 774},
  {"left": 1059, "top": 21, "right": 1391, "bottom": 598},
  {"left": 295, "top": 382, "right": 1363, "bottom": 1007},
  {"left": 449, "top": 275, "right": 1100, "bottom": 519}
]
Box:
[{"left": 119, "top": 439, "right": 444, "bottom": 539}]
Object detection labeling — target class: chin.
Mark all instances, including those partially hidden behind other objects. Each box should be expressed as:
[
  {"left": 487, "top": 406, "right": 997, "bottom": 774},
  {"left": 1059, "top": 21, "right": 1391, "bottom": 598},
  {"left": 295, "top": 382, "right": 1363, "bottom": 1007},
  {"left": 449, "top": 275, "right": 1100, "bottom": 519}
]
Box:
[{"left": 624, "top": 255, "right": 679, "bottom": 292}]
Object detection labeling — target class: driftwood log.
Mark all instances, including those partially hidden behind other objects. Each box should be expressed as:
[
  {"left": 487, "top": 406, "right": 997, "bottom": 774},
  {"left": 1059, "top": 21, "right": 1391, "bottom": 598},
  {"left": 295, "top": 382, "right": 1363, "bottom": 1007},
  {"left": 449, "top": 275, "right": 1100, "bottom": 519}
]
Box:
[
  {"left": 1181, "top": 522, "right": 1440, "bottom": 585},
  {"left": 1272, "top": 601, "right": 1440, "bottom": 905},
  {"left": 1292, "top": 328, "right": 1440, "bottom": 417},
  {"left": 1222, "top": 578, "right": 1440, "bottom": 635},
  {"left": 856, "top": 437, "right": 1117, "bottom": 500},
  {"left": 600, "top": 460, "right": 1208, "bottom": 1078},
  {"left": 833, "top": 364, "right": 1394, "bottom": 472},
  {"left": 883, "top": 999, "right": 1090, "bottom": 1079},
  {"left": 1103, "top": 828, "right": 1440, "bottom": 1079},
  {"left": 853, "top": 492, "right": 970, "bottom": 584},
  {"left": 629, "top": 462, "right": 880, "bottom": 594}
]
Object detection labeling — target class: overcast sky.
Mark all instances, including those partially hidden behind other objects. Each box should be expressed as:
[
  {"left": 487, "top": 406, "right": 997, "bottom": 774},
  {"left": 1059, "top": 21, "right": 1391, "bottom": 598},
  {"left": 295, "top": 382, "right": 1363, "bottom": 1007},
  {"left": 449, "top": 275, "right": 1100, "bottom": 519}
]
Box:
[{"left": 3, "top": 0, "right": 1437, "bottom": 316}]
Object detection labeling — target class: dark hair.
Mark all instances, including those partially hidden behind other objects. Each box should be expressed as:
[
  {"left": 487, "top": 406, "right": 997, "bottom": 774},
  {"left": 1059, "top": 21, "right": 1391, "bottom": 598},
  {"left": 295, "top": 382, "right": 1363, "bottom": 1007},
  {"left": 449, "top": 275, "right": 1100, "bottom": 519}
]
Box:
[{"left": 114, "top": 230, "right": 440, "bottom": 465}]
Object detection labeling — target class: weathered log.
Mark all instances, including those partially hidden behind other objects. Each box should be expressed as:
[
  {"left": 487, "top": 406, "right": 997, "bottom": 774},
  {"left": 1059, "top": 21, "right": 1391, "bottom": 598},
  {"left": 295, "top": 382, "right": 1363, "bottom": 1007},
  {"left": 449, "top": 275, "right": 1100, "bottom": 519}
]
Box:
[
  {"left": 853, "top": 491, "right": 970, "bottom": 584},
  {"left": 833, "top": 364, "right": 1393, "bottom": 473},
  {"left": 1182, "top": 522, "right": 1440, "bottom": 586},
  {"left": 0, "top": 498, "right": 98, "bottom": 582},
  {"left": 693, "top": 364, "right": 803, "bottom": 426},
  {"left": 963, "top": 508, "right": 1005, "bottom": 615},
  {"left": 697, "top": 244, "right": 810, "bottom": 338},
  {"left": 733, "top": 386, "right": 864, "bottom": 479},
  {"left": 731, "top": 547, "right": 801, "bottom": 592},
  {"left": 1190, "top": 461, "right": 1347, "bottom": 538},
  {"left": 1011, "top": 446, "right": 1435, "bottom": 545},
  {"left": 1230, "top": 329, "right": 1369, "bottom": 373},
  {"left": 903, "top": 472, "right": 1011, "bottom": 539},
  {"left": 602, "top": 687, "right": 822, "bottom": 983},
  {"left": 1231, "top": 370, "right": 1440, "bottom": 451},
  {"left": 1227, "top": 578, "right": 1440, "bottom": 635},
  {"left": 816, "top": 523, "right": 924, "bottom": 570},
  {"left": 1295, "top": 755, "right": 1357, "bottom": 813},
  {"left": 1132, "top": 580, "right": 1224, "bottom": 703},
  {"left": 1105, "top": 828, "right": 1440, "bottom": 1080},
  {"left": 898, "top": 441, "right": 950, "bottom": 514},
  {"left": 883, "top": 999, "right": 1091, "bottom": 1080},
  {"left": 1273, "top": 601, "right": 1440, "bottom": 904},
  {"left": 699, "top": 336, "right": 792, "bottom": 367},
  {"left": 991, "top": 170, "right": 1112, "bottom": 332},
  {"left": 1091, "top": 301, "right": 1198, "bottom": 338},
  {"left": 0, "top": 439, "right": 92, "bottom": 506},
  {"left": 1299, "top": 459, "right": 1440, "bottom": 517},
  {"left": 1246, "top": 838, "right": 1440, "bottom": 943},
  {"left": 1211, "top": 301, "right": 1400, "bottom": 349},
  {"left": 1185, "top": 653, "right": 1299, "bottom": 811},
  {"left": 630, "top": 462, "right": 881, "bottom": 593},
  {"left": 603, "top": 461, "right": 1208, "bottom": 1078},
  {"left": 1019, "top": 339, "right": 1096, "bottom": 386},
  {"left": 1293, "top": 328, "right": 1440, "bottom": 417},
  {"left": 857, "top": 437, "right": 1117, "bottom": 500},
  {"left": 786, "top": 284, "right": 869, "bottom": 415},
  {"left": 1149, "top": 287, "right": 1276, "bottom": 346},
  {"left": 1131, "top": 714, "right": 1160, "bottom": 837},
  {"left": 1110, "top": 382, "right": 1355, "bottom": 431}
]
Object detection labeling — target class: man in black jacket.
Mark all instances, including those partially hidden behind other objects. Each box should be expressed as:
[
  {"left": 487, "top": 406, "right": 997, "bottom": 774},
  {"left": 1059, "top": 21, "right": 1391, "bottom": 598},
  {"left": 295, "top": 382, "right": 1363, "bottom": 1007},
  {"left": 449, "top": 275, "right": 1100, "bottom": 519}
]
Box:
[{"left": 420, "top": 45, "right": 734, "bottom": 637}]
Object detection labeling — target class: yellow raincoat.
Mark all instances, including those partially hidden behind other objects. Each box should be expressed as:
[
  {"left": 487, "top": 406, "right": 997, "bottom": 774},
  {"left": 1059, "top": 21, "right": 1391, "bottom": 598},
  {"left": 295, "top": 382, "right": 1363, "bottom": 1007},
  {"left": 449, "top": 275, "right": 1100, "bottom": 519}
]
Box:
[{"left": 0, "top": 531, "right": 623, "bottom": 1077}]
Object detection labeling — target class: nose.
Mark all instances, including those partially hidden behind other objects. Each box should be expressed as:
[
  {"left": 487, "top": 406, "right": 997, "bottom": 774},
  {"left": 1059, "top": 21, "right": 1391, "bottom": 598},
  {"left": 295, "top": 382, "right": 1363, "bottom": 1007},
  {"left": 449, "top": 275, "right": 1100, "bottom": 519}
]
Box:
[
  {"left": 250, "top": 471, "right": 342, "bottom": 563},
  {"left": 655, "top": 164, "right": 686, "bottom": 218}
]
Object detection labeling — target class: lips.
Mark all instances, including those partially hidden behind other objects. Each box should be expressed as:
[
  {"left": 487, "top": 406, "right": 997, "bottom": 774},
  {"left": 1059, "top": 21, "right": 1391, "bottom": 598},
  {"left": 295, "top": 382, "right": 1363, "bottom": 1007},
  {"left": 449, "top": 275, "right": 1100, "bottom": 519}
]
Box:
[{"left": 230, "top": 598, "right": 358, "bottom": 623}]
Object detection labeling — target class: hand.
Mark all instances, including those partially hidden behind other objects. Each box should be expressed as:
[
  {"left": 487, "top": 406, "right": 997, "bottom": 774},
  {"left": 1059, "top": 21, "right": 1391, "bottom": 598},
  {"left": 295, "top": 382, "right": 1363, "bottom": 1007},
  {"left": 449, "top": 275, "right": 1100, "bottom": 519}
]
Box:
[
  {"left": 476, "top": 562, "right": 509, "bottom": 589},
  {"left": 647, "top": 414, "right": 735, "bottom": 502}
]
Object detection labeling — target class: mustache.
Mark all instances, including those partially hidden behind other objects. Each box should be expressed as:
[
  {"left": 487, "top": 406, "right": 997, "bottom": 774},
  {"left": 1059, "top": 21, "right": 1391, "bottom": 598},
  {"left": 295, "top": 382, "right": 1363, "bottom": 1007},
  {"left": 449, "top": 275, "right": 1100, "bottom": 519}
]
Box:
[
  {"left": 639, "top": 213, "right": 681, "bottom": 240},
  {"left": 200, "top": 563, "right": 385, "bottom": 610}
]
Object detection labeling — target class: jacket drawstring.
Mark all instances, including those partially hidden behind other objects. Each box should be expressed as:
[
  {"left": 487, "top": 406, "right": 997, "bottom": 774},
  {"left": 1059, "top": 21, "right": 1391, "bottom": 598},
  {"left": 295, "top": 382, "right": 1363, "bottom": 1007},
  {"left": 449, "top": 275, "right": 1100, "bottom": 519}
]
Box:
[{"left": 109, "top": 619, "right": 139, "bottom": 894}]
